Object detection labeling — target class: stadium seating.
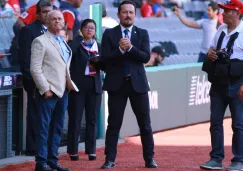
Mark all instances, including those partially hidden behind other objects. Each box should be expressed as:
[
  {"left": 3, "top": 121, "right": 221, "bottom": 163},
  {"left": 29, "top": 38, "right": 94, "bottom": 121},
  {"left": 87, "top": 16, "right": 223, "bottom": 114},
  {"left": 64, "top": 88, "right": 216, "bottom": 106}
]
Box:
[{"left": 1, "top": 0, "right": 206, "bottom": 67}]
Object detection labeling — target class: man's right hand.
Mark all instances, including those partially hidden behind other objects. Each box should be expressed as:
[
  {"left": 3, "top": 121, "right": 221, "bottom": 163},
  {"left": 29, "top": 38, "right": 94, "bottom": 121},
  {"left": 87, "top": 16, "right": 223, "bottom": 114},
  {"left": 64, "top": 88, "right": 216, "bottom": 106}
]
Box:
[
  {"left": 173, "top": 6, "right": 180, "bottom": 17},
  {"left": 207, "top": 48, "right": 218, "bottom": 61},
  {"left": 44, "top": 90, "right": 53, "bottom": 99}
]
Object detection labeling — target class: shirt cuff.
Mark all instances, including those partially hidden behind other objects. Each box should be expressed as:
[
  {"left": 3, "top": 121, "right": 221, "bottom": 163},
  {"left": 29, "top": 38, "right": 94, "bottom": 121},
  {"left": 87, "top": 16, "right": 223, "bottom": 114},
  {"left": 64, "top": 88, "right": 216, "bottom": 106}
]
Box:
[
  {"left": 127, "top": 45, "right": 133, "bottom": 52},
  {"left": 119, "top": 46, "right": 126, "bottom": 54}
]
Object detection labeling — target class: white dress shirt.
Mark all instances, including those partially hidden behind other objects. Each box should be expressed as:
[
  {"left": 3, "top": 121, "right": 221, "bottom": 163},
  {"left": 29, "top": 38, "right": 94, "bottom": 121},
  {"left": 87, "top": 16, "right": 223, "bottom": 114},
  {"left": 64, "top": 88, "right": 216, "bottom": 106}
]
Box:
[
  {"left": 119, "top": 24, "right": 133, "bottom": 54},
  {"left": 210, "top": 21, "right": 243, "bottom": 60}
]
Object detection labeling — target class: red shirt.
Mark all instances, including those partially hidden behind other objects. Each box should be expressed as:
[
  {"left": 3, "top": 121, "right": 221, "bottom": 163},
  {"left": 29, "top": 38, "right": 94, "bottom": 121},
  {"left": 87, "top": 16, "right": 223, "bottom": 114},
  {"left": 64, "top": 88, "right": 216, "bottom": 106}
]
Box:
[
  {"left": 62, "top": 10, "right": 75, "bottom": 30},
  {"left": 7, "top": 0, "right": 20, "bottom": 15},
  {"left": 141, "top": 3, "right": 154, "bottom": 18},
  {"left": 19, "top": 4, "right": 36, "bottom": 25}
]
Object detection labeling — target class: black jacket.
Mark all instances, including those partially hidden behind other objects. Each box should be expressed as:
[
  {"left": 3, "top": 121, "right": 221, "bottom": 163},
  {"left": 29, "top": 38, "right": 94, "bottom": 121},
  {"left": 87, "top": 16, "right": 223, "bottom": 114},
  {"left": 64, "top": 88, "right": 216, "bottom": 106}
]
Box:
[
  {"left": 18, "top": 19, "right": 46, "bottom": 92},
  {"left": 101, "top": 25, "right": 150, "bottom": 93},
  {"left": 70, "top": 35, "right": 103, "bottom": 94}
]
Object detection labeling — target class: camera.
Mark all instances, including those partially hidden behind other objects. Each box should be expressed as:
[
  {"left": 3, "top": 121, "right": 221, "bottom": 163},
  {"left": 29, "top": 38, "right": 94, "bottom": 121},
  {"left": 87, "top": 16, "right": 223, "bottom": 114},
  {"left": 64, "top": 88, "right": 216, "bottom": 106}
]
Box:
[
  {"left": 171, "top": 6, "right": 176, "bottom": 12},
  {"left": 216, "top": 51, "right": 230, "bottom": 62},
  {"left": 89, "top": 52, "right": 100, "bottom": 63}
]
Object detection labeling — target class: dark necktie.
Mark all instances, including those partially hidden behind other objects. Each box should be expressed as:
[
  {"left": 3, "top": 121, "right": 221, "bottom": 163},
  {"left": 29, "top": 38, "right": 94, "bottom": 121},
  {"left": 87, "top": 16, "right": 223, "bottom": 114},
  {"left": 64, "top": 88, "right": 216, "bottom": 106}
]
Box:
[
  {"left": 41, "top": 25, "right": 47, "bottom": 34},
  {"left": 123, "top": 29, "right": 130, "bottom": 76}
]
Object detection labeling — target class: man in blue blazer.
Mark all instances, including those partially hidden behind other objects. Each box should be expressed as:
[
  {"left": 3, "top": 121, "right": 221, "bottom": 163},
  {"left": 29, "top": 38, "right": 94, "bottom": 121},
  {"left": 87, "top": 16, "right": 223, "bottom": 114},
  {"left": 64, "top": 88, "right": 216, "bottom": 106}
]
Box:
[{"left": 100, "top": 0, "right": 157, "bottom": 169}]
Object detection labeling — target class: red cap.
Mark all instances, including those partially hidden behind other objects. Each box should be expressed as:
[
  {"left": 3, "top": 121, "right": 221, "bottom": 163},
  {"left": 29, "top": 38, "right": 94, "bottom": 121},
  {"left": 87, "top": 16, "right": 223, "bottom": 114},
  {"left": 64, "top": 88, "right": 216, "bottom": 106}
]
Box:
[{"left": 218, "top": 0, "right": 243, "bottom": 14}]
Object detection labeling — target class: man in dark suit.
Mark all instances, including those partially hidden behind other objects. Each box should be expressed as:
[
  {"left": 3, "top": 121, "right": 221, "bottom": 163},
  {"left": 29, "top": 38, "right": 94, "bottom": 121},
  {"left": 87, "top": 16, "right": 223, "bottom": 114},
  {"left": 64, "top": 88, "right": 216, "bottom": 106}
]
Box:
[
  {"left": 18, "top": 0, "right": 52, "bottom": 156},
  {"left": 100, "top": 0, "right": 157, "bottom": 169}
]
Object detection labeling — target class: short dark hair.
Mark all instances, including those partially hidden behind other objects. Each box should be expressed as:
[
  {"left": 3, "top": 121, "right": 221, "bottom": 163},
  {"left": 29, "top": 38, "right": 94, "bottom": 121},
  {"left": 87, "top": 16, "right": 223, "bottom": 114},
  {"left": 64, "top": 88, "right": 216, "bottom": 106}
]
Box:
[
  {"left": 80, "top": 19, "right": 97, "bottom": 40},
  {"left": 36, "top": 0, "right": 52, "bottom": 14},
  {"left": 208, "top": 1, "right": 219, "bottom": 11},
  {"left": 118, "top": 0, "right": 136, "bottom": 14}
]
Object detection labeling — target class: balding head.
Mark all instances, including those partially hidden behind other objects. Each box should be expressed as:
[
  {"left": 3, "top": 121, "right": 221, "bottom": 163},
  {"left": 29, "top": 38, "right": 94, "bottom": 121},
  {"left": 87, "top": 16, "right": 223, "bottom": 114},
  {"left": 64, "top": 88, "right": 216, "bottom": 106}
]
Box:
[{"left": 46, "top": 10, "right": 64, "bottom": 35}]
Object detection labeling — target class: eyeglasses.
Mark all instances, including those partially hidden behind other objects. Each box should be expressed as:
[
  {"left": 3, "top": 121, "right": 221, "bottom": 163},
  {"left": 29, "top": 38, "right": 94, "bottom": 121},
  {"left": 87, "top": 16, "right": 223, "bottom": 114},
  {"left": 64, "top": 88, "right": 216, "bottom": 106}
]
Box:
[{"left": 83, "top": 26, "right": 95, "bottom": 31}]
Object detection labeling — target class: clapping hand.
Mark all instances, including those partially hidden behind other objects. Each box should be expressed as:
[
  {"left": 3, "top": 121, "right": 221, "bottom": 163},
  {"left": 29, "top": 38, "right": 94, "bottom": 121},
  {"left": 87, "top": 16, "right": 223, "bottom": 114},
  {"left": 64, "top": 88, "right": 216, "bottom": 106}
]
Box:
[{"left": 119, "top": 36, "right": 132, "bottom": 51}]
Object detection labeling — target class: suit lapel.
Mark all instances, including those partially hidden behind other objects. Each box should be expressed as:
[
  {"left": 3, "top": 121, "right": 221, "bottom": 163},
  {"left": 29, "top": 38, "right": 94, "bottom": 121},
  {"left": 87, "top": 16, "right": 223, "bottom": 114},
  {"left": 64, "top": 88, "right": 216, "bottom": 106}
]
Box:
[
  {"left": 46, "top": 31, "right": 66, "bottom": 62},
  {"left": 115, "top": 25, "right": 122, "bottom": 45},
  {"left": 131, "top": 26, "right": 139, "bottom": 47},
  {"left": 65, "top": 40, "right": 72, "bottom": 65}
]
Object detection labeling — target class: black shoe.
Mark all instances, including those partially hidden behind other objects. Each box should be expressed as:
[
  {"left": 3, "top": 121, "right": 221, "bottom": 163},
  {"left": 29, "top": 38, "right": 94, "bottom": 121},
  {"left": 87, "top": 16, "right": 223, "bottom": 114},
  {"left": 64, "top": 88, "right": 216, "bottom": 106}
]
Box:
[
  {"left": 49, "top": 163, "right": 70, "bottom": 171},
  {"left": 89, "top": 155, "right": 96, "bottom": 161},
  {"left": 35, "top": 164, "right": 56, "bottom": 171},
  {"left": 101, "top": 160, "right": 115, "bottom": 169},
  {"left": 70, "top": 155, "right": 79, "bottom": 161},
  {"left": 25, "top": 150, "right": 36, "bottom": 156},
  {"left": 145, "top": 159, "right": 158, "bottom": 168}
]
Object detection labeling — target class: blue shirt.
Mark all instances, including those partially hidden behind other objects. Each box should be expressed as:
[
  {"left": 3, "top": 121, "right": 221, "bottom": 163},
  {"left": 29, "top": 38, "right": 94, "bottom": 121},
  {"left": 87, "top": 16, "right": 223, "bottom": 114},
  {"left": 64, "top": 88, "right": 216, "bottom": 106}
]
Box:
[{"left": 52, "top": 34, "right": 70, "bottom": 63}]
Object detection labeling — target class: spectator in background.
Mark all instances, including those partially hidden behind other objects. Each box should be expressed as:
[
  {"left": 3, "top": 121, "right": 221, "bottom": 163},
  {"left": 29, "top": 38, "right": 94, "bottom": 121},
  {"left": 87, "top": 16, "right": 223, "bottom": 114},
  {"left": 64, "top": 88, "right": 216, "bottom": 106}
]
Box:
[
  {"left": 141, "top": 0, "right": 160, "bottom": 17},
  {"left": 17, "top": 0, "right": 57, "bottom": 27},
  {"left": 145, "top": 46, "right": 165, "bottom": 67},
  {"left": 141, "top": 0, "right": 167, "bottom": 18},
  {"left": 94, "top": 2, "right": 118, "bottom": 31},
  {"left": 0, "top": 0, "right": 15, "bottom": 17},
  {"left": 7, "top": 0, "right": 20, "bottom": 15},
  {"left": 152, "top": 0, "right": 167, "bottom": 17},
  {"left": 173, "top": 1, "right": 219, "bottom": 62},
  {"left": 18, "top": 0, "right": 52, "bottom": 156},
  {"left": 60, "top": 0, "right": 82, "bottom": 41},
  {"left": 19, "top": 0, "right": 27, "bottom": 13}
]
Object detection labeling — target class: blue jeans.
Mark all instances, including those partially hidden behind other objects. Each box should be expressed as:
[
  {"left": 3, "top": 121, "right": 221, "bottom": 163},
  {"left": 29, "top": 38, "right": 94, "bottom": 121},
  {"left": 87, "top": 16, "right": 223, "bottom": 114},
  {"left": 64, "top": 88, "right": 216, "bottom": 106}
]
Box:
[
  {"left": 35, "top": 90, "right": 68, "bottom": 166},
  {"left": 210, "top": 81, "right": 243, "bottom": 162},
  {"left": 198, "top": 52, "right": 207, "bottom": 62}
]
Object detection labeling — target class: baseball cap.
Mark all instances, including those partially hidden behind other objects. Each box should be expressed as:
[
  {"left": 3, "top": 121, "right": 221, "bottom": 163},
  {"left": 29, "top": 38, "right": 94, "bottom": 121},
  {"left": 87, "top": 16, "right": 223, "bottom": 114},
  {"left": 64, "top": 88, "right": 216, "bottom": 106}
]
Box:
[
  {"left": 218, "top": 0, "right": 243, "bottom": 14},
  {"left": 151, "top": 46, "right": 165, "bottom": 57}
]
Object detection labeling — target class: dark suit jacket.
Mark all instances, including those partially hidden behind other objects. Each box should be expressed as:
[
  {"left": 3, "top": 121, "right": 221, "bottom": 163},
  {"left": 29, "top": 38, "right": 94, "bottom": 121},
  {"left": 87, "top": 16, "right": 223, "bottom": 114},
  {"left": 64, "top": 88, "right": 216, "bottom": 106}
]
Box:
[
  {"left": 70, "top": 35, "right": 103, "bottom": 94},
  {"left": 101, "top": 25, "right": 150, "bottom": 93},
  {"left": 19, "top": 19, "right": 46, "bottom": 92}
]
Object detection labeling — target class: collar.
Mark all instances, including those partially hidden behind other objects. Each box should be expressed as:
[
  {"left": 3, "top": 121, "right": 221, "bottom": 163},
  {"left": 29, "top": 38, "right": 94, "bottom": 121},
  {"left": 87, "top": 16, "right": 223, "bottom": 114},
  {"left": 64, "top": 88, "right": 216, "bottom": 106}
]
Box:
[
  {"left": 50, "top": 32, "right": 64, "bottom": 41},
  {"left": 42, "top": 25, "right": 47, "bottom": 30},
  {"left": 222, "top": 21, "right": 243, "bottom": 36},
  {"left": 34, "top": 19, "right": 44, "bottom": 25},
  {"left": 120, "top": 24, "right": 133, "bottom": 33}
]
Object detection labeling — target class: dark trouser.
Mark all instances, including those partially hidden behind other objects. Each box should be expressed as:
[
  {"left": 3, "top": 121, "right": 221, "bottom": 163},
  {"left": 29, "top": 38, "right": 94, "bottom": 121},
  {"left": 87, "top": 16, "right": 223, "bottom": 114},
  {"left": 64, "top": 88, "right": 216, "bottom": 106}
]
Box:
[
  {"left": 105, "top": 79, "right": 154, "bottom": 162},
  {"left": 35, "top": 90, "right": 68, "bottom": 166},
  {"left": 23, "top": 78, "right": 37, "bottom": 152},
  {"left": 198, "top": 52, "right": 207, "bottom": 62},
  {"left": 67, "top": 76, "right": 101, "bottom": 155},
  {"left": 210, "top": 81, "right": 243, "bottom": 162},
  {"left": 26, "top": 90, "right": 37, "bottom": 152}
]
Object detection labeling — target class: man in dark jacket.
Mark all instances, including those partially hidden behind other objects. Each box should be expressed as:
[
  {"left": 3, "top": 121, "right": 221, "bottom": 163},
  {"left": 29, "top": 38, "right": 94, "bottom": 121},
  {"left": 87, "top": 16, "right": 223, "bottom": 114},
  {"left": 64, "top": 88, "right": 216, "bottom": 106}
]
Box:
[
  {"left": 18, "top": 0, "right": 52, "bottom": 156},
  {"left": 100, "top": 1, "right": 157, "bottom": 169}
]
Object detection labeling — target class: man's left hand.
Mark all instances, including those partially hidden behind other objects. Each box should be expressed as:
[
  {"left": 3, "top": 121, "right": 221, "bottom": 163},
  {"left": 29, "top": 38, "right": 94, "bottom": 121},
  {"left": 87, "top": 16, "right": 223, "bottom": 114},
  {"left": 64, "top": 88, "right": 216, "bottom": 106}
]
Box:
[
  {"left": 238, "top": 85, "right": 243, "bottom": 100},
  {"left": 120, "top": 38, "right": 132, "bottom": 51}
]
